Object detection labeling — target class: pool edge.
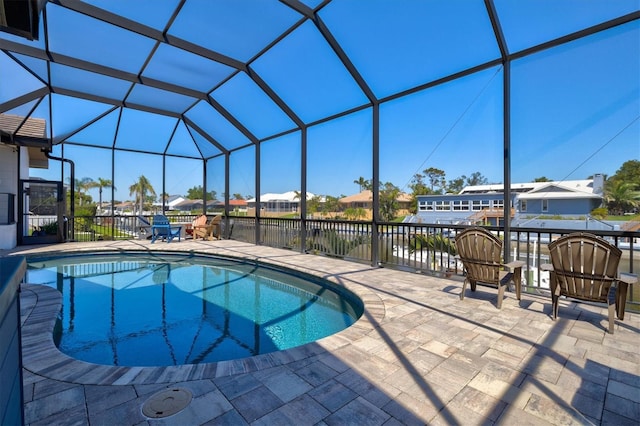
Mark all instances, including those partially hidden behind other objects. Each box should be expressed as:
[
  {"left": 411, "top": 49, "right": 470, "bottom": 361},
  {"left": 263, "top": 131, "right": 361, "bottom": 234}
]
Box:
[{"left": 20, "top": 249, "right": 385, "bottom": 386}]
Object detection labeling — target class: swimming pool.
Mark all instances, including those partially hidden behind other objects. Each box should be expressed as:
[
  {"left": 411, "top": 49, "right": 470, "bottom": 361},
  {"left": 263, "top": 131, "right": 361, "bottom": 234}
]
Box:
[{"left": 26, "top": 252, "right": 363, "bottom": 367}]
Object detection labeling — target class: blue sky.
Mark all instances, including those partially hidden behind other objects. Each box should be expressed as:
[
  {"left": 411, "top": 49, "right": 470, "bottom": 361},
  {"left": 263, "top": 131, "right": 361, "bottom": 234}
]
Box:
[{"left": 2, "top": 1, "right": 638, "bottom": 203}]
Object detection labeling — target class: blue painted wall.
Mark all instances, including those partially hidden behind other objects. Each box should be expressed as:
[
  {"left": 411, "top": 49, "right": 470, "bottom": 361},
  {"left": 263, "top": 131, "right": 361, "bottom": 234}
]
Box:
[
  {"left": 517, "top": 198, "right": 600, "bottom": 216},
  {"left": 416, "top": 192, "right": 601, "bottom": 224}
]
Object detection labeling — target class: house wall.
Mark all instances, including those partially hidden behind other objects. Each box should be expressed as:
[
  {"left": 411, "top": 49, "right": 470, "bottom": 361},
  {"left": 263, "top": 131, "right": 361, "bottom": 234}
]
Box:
[
  {"left": 416, "top": 193, "right": 512, "bottom": 224},
  {"left": 0, "top": 145, "right": 19, "bottom": 249},
  {"left": 518, "top": 198, "right": 599, "bottom": 216}
]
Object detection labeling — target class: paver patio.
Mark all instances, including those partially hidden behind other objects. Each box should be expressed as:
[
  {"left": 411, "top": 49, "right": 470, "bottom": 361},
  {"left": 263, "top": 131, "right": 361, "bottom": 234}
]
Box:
[{"left": 7, "top": 239, "right": 639, "bottom": 425}]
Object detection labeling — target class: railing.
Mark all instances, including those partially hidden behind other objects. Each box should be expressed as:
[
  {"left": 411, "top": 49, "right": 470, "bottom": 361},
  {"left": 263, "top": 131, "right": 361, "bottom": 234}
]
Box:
[
  {"left": 61, "top": 214, "right": 639, "bottom": 311},
  {"left": 65, "top": 214, "right": 201, "bottom": 242},
  {"left": 251, "top": 218, "right": 639, "bottom": 311}
]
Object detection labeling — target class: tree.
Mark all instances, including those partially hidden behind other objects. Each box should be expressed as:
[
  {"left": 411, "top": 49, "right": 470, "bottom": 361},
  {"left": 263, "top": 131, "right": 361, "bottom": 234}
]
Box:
[
  {"left": 353, "top": 177, "right": 371, "bottom": 192},
  {"left": 408, "top": 173, "right": 430, "bottom": 214},
  {"left": 129, "top": 175, "right": 156, "bottom": 215},
  {"left": 604, "top": 179, "right": 640, "bottom": 215},
  {"left": 409, "top": 173, "right": 429, "bottom": 195},
  {"left": 344, "top": 207, "right": 366, "bottom": 221},
  {"left": 233, "top": 193, "right": 245, "bottom": 200},
  {"left": 611, "top": 160, "right": 640, "bottom": 186},
  {"left": 379, "top": 181, "right": 400, "bottom": 221},
  {"left": 446, "top": 177, "right": 465, "bottom": 194},
  {"left": 423, "top": 167, "right": 446, "bottom": 194},
  {"left": 533, "top": 176, "right": 552, "bottom": 182},
  {"left": 73, "top": 177, "right": 94, "bottom": 207},
  {"left": 465, "top": 172, "right": 488, "bottom": 186},
  {"left": 185, "top": 185, "right": 216, "bottom": 200},
  {"left": 89, "top": 177, "right": 115, "bottom": 213},
  {"left": 322, "top": 195, "right": 341, "bottom": 217},
  {"left": 307, "top": 195, "right": 322, "bottom": 216}
]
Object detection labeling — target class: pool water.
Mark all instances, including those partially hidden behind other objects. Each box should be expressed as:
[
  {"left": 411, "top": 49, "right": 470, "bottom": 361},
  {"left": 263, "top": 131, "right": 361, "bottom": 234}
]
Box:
[{"left": 26, "top": 252, "right": 362, "bottom": 367}]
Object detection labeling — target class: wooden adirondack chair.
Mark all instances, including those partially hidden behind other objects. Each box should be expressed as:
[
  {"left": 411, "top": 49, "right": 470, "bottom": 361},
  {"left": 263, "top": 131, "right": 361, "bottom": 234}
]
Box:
[
  {"left": 541, "top": 232, "right": 636, "bottom": 334},
  {"left": 193, "top": 215, "right": 221, "bottom": 240},
  {"left": 455, "top": 227, "right": 524, "bottom": 309}
]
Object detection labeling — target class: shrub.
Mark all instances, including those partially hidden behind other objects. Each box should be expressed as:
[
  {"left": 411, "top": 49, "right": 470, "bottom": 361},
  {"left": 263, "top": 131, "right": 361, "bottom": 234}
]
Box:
[{"left": 590, "top": 207, "right": 608, "bottom": 220}]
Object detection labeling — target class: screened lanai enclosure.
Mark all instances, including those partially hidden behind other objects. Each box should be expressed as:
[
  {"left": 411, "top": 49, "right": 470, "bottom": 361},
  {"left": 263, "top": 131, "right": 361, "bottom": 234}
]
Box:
[{"left": 1, "top": 1, "right": 639, "bottom": 273}]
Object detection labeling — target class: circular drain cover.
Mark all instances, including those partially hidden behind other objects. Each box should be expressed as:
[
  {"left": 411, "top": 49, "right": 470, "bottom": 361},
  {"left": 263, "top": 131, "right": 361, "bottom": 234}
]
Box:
[{"left": 142, "top": 387, "right": 192, "bottom": 418}]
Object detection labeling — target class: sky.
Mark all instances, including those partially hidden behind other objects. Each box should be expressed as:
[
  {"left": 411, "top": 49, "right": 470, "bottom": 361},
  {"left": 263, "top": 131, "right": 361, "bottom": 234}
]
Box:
[{"left": 2, "top": 0, "right": 639, "bottom": 203}]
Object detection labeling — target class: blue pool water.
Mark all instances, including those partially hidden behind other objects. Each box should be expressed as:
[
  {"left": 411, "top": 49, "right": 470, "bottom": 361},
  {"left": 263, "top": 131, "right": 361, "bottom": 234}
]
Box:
[{"left": 26, "top": 252, "right": 363, "bottom": 367}]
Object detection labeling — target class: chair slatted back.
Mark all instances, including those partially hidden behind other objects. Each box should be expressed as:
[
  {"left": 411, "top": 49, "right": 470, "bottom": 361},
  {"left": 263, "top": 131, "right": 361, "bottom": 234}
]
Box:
[
  {"left": 455, "top": 227, "right": 502, "bottom": 285},
  {"left": 192, "top": 215, "right": 207, "bottom": 227},
  {"left": 548, "top": 233, "right": 621, "bottom": 303},
  {"left": 152, "top": 214, "right": 172, "bottom": 237},
  {"left": 152, "top": 214, "right": 170, "bottom": 226}
]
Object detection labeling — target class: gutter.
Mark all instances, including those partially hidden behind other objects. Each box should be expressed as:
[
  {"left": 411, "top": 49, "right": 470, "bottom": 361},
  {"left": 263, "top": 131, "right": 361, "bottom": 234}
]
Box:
[{"left": 43, "top": 149, "right": 74, "bottom": 239}]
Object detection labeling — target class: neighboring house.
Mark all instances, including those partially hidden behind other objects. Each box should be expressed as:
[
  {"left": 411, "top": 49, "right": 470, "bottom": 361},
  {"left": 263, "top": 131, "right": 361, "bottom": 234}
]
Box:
[
  {"left": 247, "top": 191, "right": 320, "bottom": 216},
  {"left": 339, "top": 190, "right": 374, "bottom": 210},
  {"left": 108, "top": 202, "right": 135, "bottom": 214},
  {"left": 415, "top": 175, "right": 605, "bottom": 226},
  {"left": 174, "top": 198, "right": 203, "bottom": 212},
  {"left": 152, "top": 195, "right": 185, "bottom": 211},
  {"left": 227, "top": 199, "right": 248, "bottom": 214},
  {"left": 339, "top": 190, "right": 413, "bottom": 219},
  {"left": 206, "top": 199, "right": 248, "bottom": 214}
]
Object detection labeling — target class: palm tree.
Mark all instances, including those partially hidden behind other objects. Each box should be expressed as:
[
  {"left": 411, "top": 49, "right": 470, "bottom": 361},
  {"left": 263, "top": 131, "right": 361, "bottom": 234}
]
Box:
[
  {"left": 293, "top": 190, "right": 302, "bottom": 214},
  {"left": 354, "top": 177, "right": 368, "bottom": 192},
  {"left": 604, "top": 179, "right": 640, "bottom": 215},
  {"left": 90, "top": 177, "right": 115, "bottom": 213},
  {"left": 129, "top": 175, "right": 156, "bottom": 215},
  {"left": 75, "top": 177, "right": 94, "bottom": 206}
]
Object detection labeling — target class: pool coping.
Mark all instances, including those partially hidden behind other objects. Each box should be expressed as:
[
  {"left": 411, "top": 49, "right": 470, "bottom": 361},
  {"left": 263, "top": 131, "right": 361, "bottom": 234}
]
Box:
[{"left": 19, "top": 247, "right": 385, "bottom": 386}]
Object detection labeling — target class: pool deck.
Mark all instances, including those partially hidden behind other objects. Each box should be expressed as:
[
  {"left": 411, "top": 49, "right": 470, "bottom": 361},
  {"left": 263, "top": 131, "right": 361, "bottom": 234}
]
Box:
[{"left": 5, "top": 239, "right": 640, "bottom": 425}]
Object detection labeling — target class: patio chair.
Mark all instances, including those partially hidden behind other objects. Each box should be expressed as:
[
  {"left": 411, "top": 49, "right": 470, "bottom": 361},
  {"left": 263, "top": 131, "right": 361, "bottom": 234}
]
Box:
[
  {"left": 193, "top": 215, "right": 222, "bottom": 240},
  {"left": 150, "top": 214, "right": 181, "bottom": 243},
  {"left": 190, "top": 214, "right": 207, "bottom": 239},
  {"left": 455, "top": 227, "right": 524, "bottom": 309},
  {"left": 540, "top": 232, "right": 636, "bottom": 334},
  {"left": 137, "top": 215, "right": 152, "bottom": 240}
]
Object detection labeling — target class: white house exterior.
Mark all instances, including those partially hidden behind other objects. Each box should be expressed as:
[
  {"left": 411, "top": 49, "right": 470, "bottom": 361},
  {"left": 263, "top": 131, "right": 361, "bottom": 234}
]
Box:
[{"left": 247, "top": 191, "right": 320, "bottom": 214}]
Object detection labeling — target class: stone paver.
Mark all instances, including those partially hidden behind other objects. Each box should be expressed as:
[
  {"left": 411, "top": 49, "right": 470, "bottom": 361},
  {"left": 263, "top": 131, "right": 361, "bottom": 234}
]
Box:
[{"left": 5, "top": 240, "right": 639, "bottom": 425}]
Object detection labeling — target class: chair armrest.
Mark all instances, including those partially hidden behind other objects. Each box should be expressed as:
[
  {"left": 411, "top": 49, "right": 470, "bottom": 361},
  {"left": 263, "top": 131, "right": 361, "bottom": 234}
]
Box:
[
  {"left": 618, "top": 273, "right": 638, "bottom": 285},
  {"left": 539, "top": 263, "right": 554, "bottom": 272},
  {"left": 503, "top": 260, "right": 525, "bottom": 271}
]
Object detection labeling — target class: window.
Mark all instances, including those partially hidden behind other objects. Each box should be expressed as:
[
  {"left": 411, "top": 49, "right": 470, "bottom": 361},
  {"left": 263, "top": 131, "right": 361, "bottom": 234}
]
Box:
[
  {"left": 435, "top": 201, "right": 450, "bottom": 211},
  {"left": 521, "top": 200, "right": 527, "bottom": 212},
  {"left": 418, "top": 201, "right": 433, "bottom": 211},
  {"left": 472, "top": 199, "right": 490, "bottom": 211},
  {"left": 452, "top": 200, "right": 469, "bottom": 211},
  {"left": 542, "top": 199, "right": 548, "bottom": 212}
]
